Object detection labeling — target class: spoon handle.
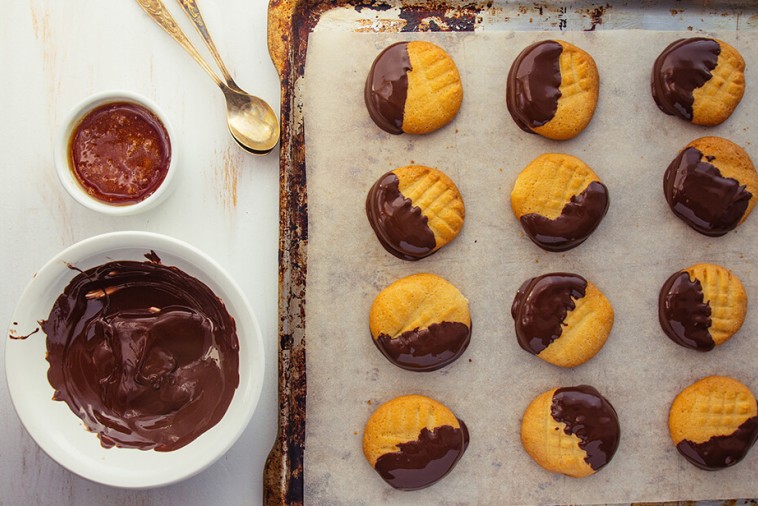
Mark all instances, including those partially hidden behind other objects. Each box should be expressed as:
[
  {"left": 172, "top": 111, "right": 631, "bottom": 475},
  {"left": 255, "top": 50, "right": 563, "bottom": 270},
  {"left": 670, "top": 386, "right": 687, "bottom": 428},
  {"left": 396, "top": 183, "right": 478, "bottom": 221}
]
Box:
[
  {"left": 135, "top": 0, "right": 224, "bottom": 87},
  {"left": 175, "top": 0, "right": 241, "bottom": 91}
]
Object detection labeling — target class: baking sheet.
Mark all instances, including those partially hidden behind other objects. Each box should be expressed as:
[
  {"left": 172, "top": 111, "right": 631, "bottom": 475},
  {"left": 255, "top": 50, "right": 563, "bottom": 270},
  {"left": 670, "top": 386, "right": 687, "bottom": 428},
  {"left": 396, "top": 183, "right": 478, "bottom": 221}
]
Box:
[{"left": 303, "top": 30, "right": 758, "bottom": 504}]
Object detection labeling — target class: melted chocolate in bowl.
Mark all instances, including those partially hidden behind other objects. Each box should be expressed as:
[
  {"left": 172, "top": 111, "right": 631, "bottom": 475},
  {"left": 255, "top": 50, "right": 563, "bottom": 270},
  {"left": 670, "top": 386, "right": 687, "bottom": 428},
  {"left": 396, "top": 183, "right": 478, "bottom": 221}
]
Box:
[{"left": 41, "top": 256, "right": 239, "bottom": 452}]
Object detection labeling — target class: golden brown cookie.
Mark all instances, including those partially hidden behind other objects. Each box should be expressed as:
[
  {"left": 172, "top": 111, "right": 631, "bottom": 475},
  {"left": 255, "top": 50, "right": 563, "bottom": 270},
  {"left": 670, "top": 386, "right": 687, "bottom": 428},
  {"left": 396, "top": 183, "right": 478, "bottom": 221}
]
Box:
[
  {"left": 506, "top": 40, "right": 599, "bottom": 140},
  {"left": 521, "top": 385, "right": 620, "bottom": 478},
  {"left": 365, "top": 41, "right": 463, "bottom": 135},
  {"left": 366, "top": 165, "right": 465, "bottom": 260},
  {"left": 511, "top": 272, "right": 614, "bottom": 368},
  {"left": 370, "top": 273, "right": 471, "bottom": 372},
  {"left": 363, "top": 394, "right": 469, "bottom": 490},
  {"left": 659, "top": 263, "right": 747, "bottom": 351},
  {"left": 652, "top": 38, "right": 745, "bottom": 126},
  {"left": 664, "top": 137, "right": 757, "bottom": 237},
  {"left": 669, "top": 376, "right": 758, "bottom": 470},
  {"left": 511, "top": 153, "right": 609, "bottom": 252}
]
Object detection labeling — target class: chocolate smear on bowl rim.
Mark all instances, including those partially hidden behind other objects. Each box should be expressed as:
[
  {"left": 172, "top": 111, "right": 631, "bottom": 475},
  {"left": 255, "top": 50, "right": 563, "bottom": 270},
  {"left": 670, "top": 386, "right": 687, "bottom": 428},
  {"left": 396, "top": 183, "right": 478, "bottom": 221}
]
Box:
[
  {"left": 511, "top": 273, "right": 587, "bottom": 355},
  {"left": 374, "top": 419, "right": 469, "bottom": 490},
  {"left": 365, "top": 171, "right": 436, "bottom": 260},
  {"left": 506, "top": 40, "right": 563, "bottom": 133},
  {"left": 658, "top": 270, "right": 714, "bottom": 351},
  {"left": 365, "top": 42, "right": 411, "bottom": 135},
  {"left": 520, "top": 181, "right": 609, "bottom": 252},
  {"left": 551, "top": 385, "right": 621, "bottom": 471},
  {"left": 374, "top": 321, "right": 470, "bottom": 372},
  {"left": 652, "top": 38, "right": 720, "bottom": 121},
  {"left": 41, "top": 258, "right": 239, "bottom": 452},
  {"left": 663, "top": 147, "right": 751, "bottom": 236}
]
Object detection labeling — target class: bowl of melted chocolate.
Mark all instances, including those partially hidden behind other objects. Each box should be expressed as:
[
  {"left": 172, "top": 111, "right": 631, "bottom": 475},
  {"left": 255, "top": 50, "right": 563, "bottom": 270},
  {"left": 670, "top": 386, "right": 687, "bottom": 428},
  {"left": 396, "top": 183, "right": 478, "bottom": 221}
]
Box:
[
  {"left": 5, "top": 231, "right": 264, "bottom": 488},
  {"left": 55, "top": 91, "right": 177, "bottom": 215}
]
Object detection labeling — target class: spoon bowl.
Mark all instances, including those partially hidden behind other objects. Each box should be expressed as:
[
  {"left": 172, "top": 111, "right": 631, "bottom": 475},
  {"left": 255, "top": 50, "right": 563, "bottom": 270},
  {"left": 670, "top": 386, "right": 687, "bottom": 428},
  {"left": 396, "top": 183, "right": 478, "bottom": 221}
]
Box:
[{"left": 223, "top": 86, "right": 280, "bottom": 155}]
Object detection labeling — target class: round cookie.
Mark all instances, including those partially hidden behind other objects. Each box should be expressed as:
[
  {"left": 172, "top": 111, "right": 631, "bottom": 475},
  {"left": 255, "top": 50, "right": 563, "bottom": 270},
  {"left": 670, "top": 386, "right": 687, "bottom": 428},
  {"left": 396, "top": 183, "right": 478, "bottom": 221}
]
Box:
[
  {"left": 370, "top": 273, "right": 471, "bottom": 372},
  {"left": 521, "top": 385, "right": 620, "bottom": 478},
  {"left": 511, "top": 272, "right": 614, "bottom": 368},
  {"left": 664, "top": 136, "right": 757, "bottom": 237},
  {"left": 659, "top": 263, "right": 747, "bottom": 352},
  {"left": 506, "top": 39, "right": 599, "bottom": 140},
  {"left": 511, "top": 153, "right": 609, "bottom": 252},
  {"left": 669, "top": 376, "right": 758, "bottom": 470},
  {"left": 363, "top": 394, "right": 469, "bottom": 490},
  {"left": 366, "top": 165, "right": 465, "bottom": 260},
  {"left": 365, "top": 41, "right": 463, "bottom": 135},
  {"left": 652, "top": 38, "right": 745, "bottom": 126}
]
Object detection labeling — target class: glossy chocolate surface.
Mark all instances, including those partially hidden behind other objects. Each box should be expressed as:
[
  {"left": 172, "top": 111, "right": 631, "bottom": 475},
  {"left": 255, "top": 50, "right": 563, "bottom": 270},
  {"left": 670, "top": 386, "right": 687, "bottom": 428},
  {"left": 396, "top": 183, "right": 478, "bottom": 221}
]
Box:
[
  {"left": 658, "top": 271, "right": 714, "bottom": 351},
  {"left": 365, "top": 42, "right": 411, "bottom": 135},
  {"left": 552, "top": 385, "right": 621, "bottom": 471},
  {"left": 506, "top": 40, "right": 563, "bottom": 133},
  {"left": 41, "top": 256, "right": 239, "bottom": 451},
  {"left": 374, "top": 321, "right": 471, "bottom": 372},
  {"left": 374, "top": 419, "right": 469, "bottom": 490},
  {"left": 664, "top": 147, "right": 751, "bottom": 236},
  {"left": 677, "top": 405, "right": 758, "bottom": 470},
  {"left": 520, "top": 181, "right": 609, "bottom": 252},
  {"left": 511, "top": 273, "right": 587, "bottom": 355},
  {"left": 70, "top": 102, "right": 171, "bottom": 204},
  {"left": 652, "top": 38, "right": 720, "bottom": 121},
  {"left": 366, "top": 171, "right": 437, "bottom": 260}
]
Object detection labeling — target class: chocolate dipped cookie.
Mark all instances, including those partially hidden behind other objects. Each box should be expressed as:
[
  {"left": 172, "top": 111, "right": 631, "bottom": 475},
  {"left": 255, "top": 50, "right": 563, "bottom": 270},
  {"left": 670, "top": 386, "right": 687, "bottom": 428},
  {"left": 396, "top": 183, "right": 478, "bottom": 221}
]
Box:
[
  {"left": 664, "top": 137, "right": 757, "bottom": 237},
  {"left": 670, "top": 376, "right": 758, "bottom": 470},
  {"left": 506, "top": 40, "right": 599, "bottom": 140},
  {"left": 366, "top": 165, "right": 465, "bottom": 260},
  {"left": 363, "top": 394, "right": 469, "bottom": 490},
  {"left": 365, "top": 41, "right": 463, "bottom": 135},
  {"left": 652, "top": 38, "right": 745, "bottom": 126},
  {"left": 511, "top": 272, "right": 614, "bottom": 368},
  {"left": 521, "top": 385, "right": 621, "bottom": 478},
  {"left": 370, "top": 273, "right": 470, "bottom": 372},
  {"left": 659, "top": 263, "right": 747, "bottom": 352},
  {"left": 511, "top": 153, "right": 609, "bottom": 252}
]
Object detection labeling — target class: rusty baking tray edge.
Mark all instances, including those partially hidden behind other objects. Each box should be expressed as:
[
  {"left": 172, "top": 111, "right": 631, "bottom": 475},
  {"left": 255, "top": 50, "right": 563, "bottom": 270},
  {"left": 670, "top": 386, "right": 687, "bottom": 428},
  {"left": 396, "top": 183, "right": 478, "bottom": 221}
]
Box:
[{"left": 262, "top": 1, "right": 757, "bottom": 504}]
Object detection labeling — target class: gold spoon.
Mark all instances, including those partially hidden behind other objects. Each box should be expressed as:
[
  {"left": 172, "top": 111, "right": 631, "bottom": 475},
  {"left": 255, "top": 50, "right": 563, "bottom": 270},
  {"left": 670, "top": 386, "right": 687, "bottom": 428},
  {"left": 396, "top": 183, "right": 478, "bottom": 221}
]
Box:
[{"left": 136, "top": 0, "right": 280, "bottom": 155}]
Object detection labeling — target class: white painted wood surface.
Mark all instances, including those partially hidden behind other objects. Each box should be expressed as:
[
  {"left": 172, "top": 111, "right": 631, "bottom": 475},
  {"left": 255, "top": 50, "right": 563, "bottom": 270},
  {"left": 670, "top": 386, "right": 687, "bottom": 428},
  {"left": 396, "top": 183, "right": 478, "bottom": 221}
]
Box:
[{"left": 0, "top": 0, "right": 280, "bottom": 504}]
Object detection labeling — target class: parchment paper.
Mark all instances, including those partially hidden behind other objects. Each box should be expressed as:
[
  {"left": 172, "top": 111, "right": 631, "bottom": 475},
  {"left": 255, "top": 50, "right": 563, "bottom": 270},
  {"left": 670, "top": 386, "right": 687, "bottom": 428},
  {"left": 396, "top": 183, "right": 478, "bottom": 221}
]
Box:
[{"left": 302, "top": 30, "right": 758, "bottom": 504}]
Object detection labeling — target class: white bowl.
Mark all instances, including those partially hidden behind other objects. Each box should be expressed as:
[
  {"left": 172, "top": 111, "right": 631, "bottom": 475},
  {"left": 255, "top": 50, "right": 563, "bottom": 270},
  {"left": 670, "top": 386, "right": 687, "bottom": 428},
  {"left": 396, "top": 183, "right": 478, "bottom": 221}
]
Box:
[
  {"left": 5, "top": 231, "right": 264, "bottom": 488},
  {"left": 54, "top": 91, "right": 178, "bottom": 216}
]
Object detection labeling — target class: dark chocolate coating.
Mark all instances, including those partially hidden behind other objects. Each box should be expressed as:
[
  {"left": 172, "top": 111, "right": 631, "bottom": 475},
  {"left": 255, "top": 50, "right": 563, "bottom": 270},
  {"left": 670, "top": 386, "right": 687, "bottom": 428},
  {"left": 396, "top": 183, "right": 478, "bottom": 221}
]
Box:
[
  {"left": 506, "top": 40, "right": 563, "bottom": 133},
  {"left": 374, "top": 321, "right": 471, "bottom": 372},
  {"left": 658, "top": 270, "right": 714, "bottom": 351},
  {"left": 511, "top": 273, "right": 587, "bottom": 355},
  {"left": 365, "top": 42, "right": 411, "bottom": 135},
  {"left": 520, "top": 181, "right": 609, "bottom": 252},
  {"left": 374, "top": 419, "right": 469, "bottom": 490},
  {"left": 552, "top": 385, "right": 621, "bottom": 471},
  {"left": 677, "top": 404, "right": 758, "bottom": 470},
  {"left": 651, "top": 38, "right": 720, "bottom": 121},
  {"left": 41, "top": 258, "right": 239, "bottom": 452},
  {"left": 365, "top": 171, "right": 437, "bottom": 260},
  {"left": 663, "top": 147, "right": 751, "bottom": 236}
]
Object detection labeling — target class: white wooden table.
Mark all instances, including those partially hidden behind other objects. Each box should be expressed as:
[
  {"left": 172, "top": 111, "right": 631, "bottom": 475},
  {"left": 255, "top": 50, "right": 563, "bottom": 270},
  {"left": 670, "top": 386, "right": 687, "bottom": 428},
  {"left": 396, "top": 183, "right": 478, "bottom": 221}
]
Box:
[{"left": 0, "top": 0, "right": 280, "bottom": 503}]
